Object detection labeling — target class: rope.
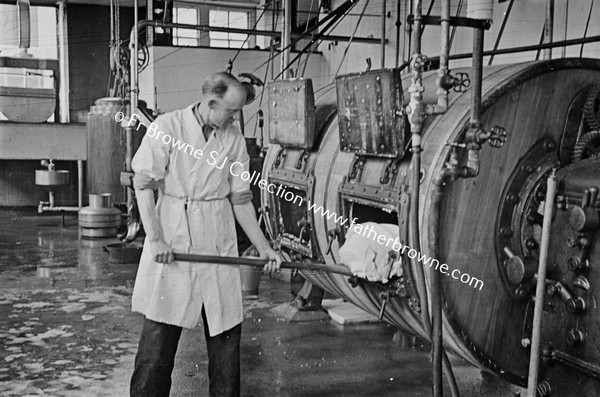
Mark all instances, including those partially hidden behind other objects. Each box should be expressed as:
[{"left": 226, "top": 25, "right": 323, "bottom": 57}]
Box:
[
  {"left": 580, "top": 0, "right": 594, "bottom": 57},
  {"left": 332, "top": 0, "right": 371, "bottom": 81}
]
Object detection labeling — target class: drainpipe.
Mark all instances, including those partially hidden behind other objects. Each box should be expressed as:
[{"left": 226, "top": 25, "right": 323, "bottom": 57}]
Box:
[
  {"left": 57, "top": 0, "right": 70, "bottom": 123},
  {"left": 542, "top": 0, "right": 554, "bottom": 60}
]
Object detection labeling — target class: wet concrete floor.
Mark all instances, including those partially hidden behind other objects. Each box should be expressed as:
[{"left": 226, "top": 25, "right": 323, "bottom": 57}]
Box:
[{"left": 0, "top": 209, "right": 523, "bottom": 396}]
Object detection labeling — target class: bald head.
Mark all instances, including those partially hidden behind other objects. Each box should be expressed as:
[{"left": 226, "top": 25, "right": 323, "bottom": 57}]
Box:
[
  {"left": 202, "top": 72, "right": 245, "bottom": 103},
  {"left": 202, "top": 72, "right": 246, "bottom": 129}
]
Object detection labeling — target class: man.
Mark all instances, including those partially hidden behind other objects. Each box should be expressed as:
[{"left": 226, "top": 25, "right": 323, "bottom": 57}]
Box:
[{"left": 129, "top": 72, "right": 281, "bottom": 397}]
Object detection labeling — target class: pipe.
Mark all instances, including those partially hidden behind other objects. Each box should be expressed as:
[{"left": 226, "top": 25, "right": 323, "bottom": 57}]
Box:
[
  {"left": 470, "top": 28, "right": 484, "bottom": 128},
  {"left": 429, "top": 182, "right": 443, "bottom": 397},
  {"left": 167, "top": 253, "right": 355, "bottom": 277},
  {"left": 395, "top": 0, "right": 401, "bottom": 68},
  {"left": 57, "top": 0, "right": 69, "bottom": 123},
  {"left": 16, "top": 0, "right": 31, "bottom": 57},
  {"left": 542, "top": 0, "right": 555, "bottom": 60},
  {"left": 444, "top": 34, "right": 600, "bottom": 61},
  {"left": 39, "top": 206, "right": 80, "bottom": 212},
  {"left": 526, "top": 171, "right": 557, "bottom": 397},
  {"left": 126, "top": 0, "right": 139, "bottom": 214},
  {"left": 380, "top": 0, "right": 386, "bottom": 69},
  {"left": 435, "top": 0, "right": 450, "bottom": 113},
  {"left": 561, "top": 0, "right": 568, "bottom": 58},
  {"left": 77, "top": 160, "right": 83, "bottom": 208},
  {"left": 282, "top": 0, "right": 292, "bottom": 78},
  {"left": 412, "top": 0, "right": 422, "bottom": 55},
  {"left": 406, "top": 2, "right": 458, "bottom": 395}
]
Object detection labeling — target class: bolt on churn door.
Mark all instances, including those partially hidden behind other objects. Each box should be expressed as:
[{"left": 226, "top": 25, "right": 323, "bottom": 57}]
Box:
[
  {"left": 336, "top": 69, "right": 407, "bottom": 158},
  {"left": 268, "top": 78, "right": 316, "bottom": 149}
]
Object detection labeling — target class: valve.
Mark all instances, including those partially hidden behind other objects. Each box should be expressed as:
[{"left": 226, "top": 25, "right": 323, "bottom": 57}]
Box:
[
  {"left": 487, "top": 126, "right": 508, "bottom": 148},
  {"left": 452, "top": 72, "right": 471, "bottom": 93},
  {"left": 547, "top": 281, "right": 586, "bottom": 315},
  {"left": 410, "top": 54, "right": 429, "bottom": 72},
  {"left": 41, "top": 159, "right": 56, "bottom": 171}
]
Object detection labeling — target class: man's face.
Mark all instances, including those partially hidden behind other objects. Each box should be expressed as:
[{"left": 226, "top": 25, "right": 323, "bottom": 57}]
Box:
[{"left": 209, "top": 86, "right": 246, "bottom": 129}]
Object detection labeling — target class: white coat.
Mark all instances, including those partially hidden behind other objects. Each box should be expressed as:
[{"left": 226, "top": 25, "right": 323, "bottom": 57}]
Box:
[{"left": 130, "top": 101, "right": 251, "bottom": 336}]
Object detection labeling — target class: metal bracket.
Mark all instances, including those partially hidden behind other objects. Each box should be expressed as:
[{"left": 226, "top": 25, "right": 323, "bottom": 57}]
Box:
[
  {"left": 273, "top": 147, "right": 286, "bottom": 169},
  {"left": 295, "top": 149, "right": 309, "bottom": 171},
  {"left": 379, "top": 158, "right": 399, "bottom": 185},
  {"left": 348, "top": 155, "right": 365, "bottom": 182}
]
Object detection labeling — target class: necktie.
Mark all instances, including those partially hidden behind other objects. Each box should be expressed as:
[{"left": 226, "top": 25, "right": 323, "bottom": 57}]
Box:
[{"left": 202, "top": 124, "right": 214, "bottom": 139}]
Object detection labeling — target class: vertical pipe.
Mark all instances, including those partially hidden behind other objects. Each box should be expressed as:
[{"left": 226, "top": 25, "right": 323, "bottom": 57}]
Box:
[
  {"left": 542, "top": 0, "right": 554, "bottom": 60},
  {"left": 561, "top": 0, "right": 568, "bottom": 58},
  {"left": 430, "top": 187, "right": 443, "bottom": 397},
  {"left": 395, "top": 0, "right": 401, "bottom": 68},
  {"left": 126, "top": 0, "right": 139, "bottom": 212},
  {"left": 526, "top": 171, "right": 557, "bottom": 397},
  {"left": 282, "top": 0, "right": 292, "bottom": 78},
  {"left": 17, "top": 0, "right": 31, "bottom": 56},
  {"left": 57, "top": 0, "right": 70, "bottom": 123},
  {"left": 381, "top": 0, "right": 386, "bottom": 69},
  {"left": 470, "top": 28, "right": 484, "bottom": 127},
  {"left": 411, "top": 0, "right": 422, "bottom": 56},
  {"left": 77, "top": 160, "right": 83, "bottom": 208},
  {"left": 437, "top": 0, "right": 450, "bottom": 110}
]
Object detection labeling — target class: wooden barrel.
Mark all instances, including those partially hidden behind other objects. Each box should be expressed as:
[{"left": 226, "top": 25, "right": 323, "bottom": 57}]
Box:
[{"left": 261, "top": 58, "right": 600, "bottom": 391}]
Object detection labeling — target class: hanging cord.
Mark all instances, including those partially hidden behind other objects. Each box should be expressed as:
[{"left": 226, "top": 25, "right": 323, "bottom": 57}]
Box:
[
  {"left": 248, "top": 0, "right": 358, "bottom": 76},
  {"left": 448, "top": 0, "right": 464, "bottom": 51},
  {"left": 275, "top": 0, "right": 359, "bottom": 81},
  {"left": 301, "top": 3, "right": 348, "bottom": 78},
  {"left": 149, "top": 1, "right": 275, "bottom": 70},
  {"left": 227, "top": 1, "right": 274, "bottom": 73},
  {"left": 332, "top": 0, "right": 370, "bottom": 80},
  {"left": 253, "top": 2, "right": 280, "bottom": 144},
  {"left": 488, "top": 0, "right": 515, "bottom": 65},
  {"left": 580, "top": 0, "right": 594, "bottom": 57},
  {"left": 295, "top": 0, "right": 316, "bottom": 77}
]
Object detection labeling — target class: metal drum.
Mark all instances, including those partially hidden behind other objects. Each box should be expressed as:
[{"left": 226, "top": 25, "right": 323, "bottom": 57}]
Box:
[{"left": 261, "top": 59, "right": 600, "bottom": 395}]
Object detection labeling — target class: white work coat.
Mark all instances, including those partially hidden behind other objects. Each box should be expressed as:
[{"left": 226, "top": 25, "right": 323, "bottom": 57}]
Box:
[{"left": 131, "top": 101, "right": 251, "bottom": 336}]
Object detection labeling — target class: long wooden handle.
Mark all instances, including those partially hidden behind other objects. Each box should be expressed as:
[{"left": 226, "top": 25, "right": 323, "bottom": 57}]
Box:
[{"left": 157, "top": 253, "right": 354, "bottom": 277}]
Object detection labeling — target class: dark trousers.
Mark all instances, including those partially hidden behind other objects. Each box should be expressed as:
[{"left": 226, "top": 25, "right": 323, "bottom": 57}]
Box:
[{"left": 130, "top": 308, "right": 241, "bottom": 397}]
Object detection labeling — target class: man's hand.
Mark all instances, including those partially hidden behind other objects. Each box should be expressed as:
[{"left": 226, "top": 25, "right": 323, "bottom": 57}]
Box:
[
  {"left": 260, "top": 247, "right": 282, "bottom": 273},
  {"left": 151, "top": 238, "right": 174, "bottom": 264}
]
